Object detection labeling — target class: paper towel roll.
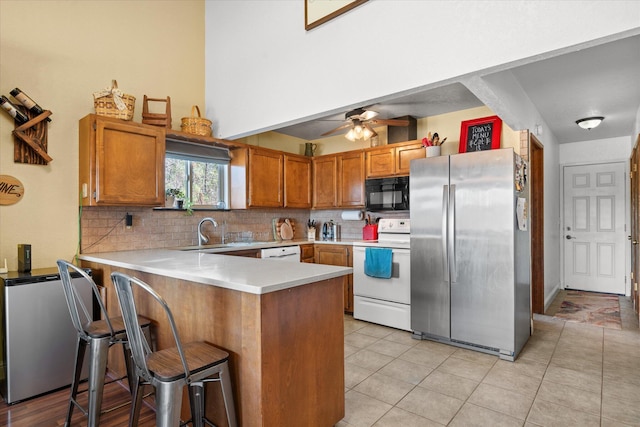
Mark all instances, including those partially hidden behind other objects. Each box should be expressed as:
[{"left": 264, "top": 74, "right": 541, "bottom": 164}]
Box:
[{"left": 341, "top": 210, "right": 364, "bottom": 221}]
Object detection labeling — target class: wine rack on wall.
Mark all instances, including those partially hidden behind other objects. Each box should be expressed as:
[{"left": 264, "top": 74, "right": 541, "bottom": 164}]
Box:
[{"left": 13, "top": 107, "right": 53, "bottom": 165}]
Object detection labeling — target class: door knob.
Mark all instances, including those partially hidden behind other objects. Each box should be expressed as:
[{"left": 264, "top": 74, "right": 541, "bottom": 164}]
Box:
[
  {"left": 566, "top": 235, "right": 575, "bottom": 240},
  {"left": 634, "top": 240, "right": 639, "bottom": 246}
]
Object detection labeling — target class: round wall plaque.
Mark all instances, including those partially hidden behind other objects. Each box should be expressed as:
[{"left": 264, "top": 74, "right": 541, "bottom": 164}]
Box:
[{"left": 0, "top": 175, "right": 25, "bottom": 205}]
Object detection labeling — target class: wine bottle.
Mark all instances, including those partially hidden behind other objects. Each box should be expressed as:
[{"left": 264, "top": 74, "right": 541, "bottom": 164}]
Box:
[
  {"left": 10, "top": 88, "right": 51, "bottom": 122},
  {"left": 0, "top": 95, "right": 29, "bottom": 124}
]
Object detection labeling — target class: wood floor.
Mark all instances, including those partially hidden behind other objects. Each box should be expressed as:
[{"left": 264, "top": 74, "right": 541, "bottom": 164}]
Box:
[{"left": 0, "top": 377, "right": 158, "bottom": 426}]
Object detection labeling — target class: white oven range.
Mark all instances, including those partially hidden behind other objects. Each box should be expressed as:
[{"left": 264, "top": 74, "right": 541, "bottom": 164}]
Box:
[{"left": 352, "top": 218, "right": 411, "bottom": 331}]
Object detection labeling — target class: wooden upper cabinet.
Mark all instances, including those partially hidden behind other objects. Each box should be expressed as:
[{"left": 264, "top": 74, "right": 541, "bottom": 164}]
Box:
[
  {"left": 312, "top": 155, "right": 338, "bottom": 209},
  {"left": 231, "top": 146, "right": 310, "bottom": 209},
  {"left": 79, "top": 114, "right": 165, "bottom": 206},
  {"left": 284, "top": 154, "right": 312, "bottom": 208},
  {"left": 248, "top": 147, "right": 283, "bottom": 207},
  {"left": 366, "top": 147, "right": 395, "bottom": 178},
  {"left": 395, "top": 142, "right": 425, "bottom": 175},
  {"left": 338, "top": 151, "right": 365, "bottom": 208},
  {"left": 313, "top": 151, "right": 365, "bottom": 209},
  {"left": 365, "top": 141, "right": 425, "bottom": 178}
]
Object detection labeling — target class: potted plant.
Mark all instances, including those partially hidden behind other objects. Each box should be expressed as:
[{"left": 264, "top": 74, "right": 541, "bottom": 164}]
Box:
[{"left": 165, "top": 188, "right": 185, "bottom": 208}]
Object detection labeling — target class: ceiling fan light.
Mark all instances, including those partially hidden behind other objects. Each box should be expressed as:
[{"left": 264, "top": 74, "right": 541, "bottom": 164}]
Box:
[
  {"left": 345, "top": 129, "right": 357, "bottom": 141},
  {"left": 361, "top": 110, "right": 378, "bottom": 121},
  {"left": 576, "top": 116, "right": 604, "bottom": 130},
  {"left": 363, "top": 127, "right": 374, "bottom": 139}
]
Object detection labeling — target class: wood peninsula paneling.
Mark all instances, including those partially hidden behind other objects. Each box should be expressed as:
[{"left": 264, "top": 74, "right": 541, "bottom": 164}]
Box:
[{"left": 81, "top": 261, "right": 345, "bottom": 427}]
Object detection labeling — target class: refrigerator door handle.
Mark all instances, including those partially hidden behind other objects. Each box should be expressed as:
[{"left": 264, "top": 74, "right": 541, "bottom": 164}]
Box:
[
  {"left": 449, "top": 184, "right": 457, "bottom": 283},
  {"left": 442, "top": 185, "right": 449, "bottom": 283}
]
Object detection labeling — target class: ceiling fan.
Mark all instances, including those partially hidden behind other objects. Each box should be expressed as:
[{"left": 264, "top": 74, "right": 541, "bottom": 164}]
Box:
[{"left": 321, "top": 107, "right": 410, "bottom": 141}]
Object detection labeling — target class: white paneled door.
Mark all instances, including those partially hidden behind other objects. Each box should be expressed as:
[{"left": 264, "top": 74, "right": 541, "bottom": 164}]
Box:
[{"left": 563, "top": 162, "right": 626, "bottom": 294}]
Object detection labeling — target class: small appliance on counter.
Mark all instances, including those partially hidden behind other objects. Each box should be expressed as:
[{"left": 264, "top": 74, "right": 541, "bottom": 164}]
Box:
[
  {"left": 321, "top": 220, "right": 339, "bottom": 241},
  {"left": 17, "top": 244, "right": 31, "bottom": 273},
  {"left": 362, "top": 224, "right": 378, "bottom": 240}
]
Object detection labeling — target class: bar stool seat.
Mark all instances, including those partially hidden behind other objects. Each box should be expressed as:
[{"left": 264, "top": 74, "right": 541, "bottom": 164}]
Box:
[
  {"left": 57, "top": 260, "right": 153, "bottom": 427},
  {"left": 111, "top": 271, "right": 237, "bottom": 427}
]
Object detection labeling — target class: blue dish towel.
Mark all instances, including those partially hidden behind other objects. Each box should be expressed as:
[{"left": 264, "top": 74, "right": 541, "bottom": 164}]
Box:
[{"left": 364, "top": 247, "right": 393, "bottom": 279}]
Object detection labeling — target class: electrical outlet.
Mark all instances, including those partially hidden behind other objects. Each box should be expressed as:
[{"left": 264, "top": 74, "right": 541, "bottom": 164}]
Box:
[{"left": 82, "top": 183, "right": 88, "bottom": 198}]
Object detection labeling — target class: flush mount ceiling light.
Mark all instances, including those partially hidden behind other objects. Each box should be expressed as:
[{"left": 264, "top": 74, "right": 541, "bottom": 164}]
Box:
[{"left": 576, "top": 116, "right": 604, "bottom": 130}]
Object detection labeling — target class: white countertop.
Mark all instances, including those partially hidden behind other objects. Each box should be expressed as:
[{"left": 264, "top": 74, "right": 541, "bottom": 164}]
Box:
[{"left": 79, "top": 248, "right": 352, "bottom": 295}]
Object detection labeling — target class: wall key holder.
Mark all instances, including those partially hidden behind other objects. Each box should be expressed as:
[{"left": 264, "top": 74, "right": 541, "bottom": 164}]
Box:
[{"left": 12, "top": 107, "right": 53, "bottom": 164}]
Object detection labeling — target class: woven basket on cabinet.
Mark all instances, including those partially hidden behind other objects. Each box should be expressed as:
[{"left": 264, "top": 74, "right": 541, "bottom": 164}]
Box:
[
  {"left": 181, "top": 105, "right": 212, "bottom": 137},
  {"left": 93, "top": 80, "right": 135, "bottom": 121}
]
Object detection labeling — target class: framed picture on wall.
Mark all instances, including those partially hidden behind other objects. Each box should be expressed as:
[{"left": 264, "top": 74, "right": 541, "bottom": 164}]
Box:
[
  {"left": 459, "top": 115, "right": 502, "bottom": 153},
  {"left": 305, "top": 0, "right": 368, "bottom": 30}
]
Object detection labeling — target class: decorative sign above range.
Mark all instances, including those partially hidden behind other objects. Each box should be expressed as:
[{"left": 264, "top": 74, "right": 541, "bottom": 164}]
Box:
[
  {"left": 0, "top": 175, "right": 24, "bottom": 205},
  {"left": 459, "top": 115, "right": 502, "bottom": 153}
]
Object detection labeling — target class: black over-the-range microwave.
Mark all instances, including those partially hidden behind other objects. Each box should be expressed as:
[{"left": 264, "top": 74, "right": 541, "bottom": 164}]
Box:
[{"left": 365, "top": 176, "right": 409, "bottom": 211}]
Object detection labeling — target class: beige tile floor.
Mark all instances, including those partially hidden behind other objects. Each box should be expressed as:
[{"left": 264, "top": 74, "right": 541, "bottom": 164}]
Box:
[{"left": 338, "top": 292, "right": 640, "bottom": 426}]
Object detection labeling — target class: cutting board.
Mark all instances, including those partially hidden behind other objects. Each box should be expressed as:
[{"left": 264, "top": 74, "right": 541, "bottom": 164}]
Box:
[
  {"left": 280, "top": 219, "right": 294, "bottom": 240},
  {"left": 273, "top": 218, "right": 295, "bottom": 240}
]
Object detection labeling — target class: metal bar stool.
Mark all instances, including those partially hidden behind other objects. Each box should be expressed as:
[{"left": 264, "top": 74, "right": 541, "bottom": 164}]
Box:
[
  {"left": 57, "top": 260, "right": 152, "bottom": 427},
  {"left": 111, "top": 271, "right": 237, "bottom": 427}
]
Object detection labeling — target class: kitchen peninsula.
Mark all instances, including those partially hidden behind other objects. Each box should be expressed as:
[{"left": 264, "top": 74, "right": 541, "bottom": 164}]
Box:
[{"left": 79, "top": 249, "right": 350, "bottom": 427}]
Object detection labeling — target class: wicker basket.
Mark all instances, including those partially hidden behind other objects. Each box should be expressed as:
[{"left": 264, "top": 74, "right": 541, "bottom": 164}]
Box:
[
  {"left": 93, "top": 80, "right": 135, "bottom": 121},
  {"left": 181, "top": 105, "right": 212, "bottom": 136}
]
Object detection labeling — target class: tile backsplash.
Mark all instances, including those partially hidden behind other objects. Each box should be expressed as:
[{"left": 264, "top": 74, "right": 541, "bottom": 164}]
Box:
[{"left": 80, "top": 207, "right": 407, "bottom": 253}]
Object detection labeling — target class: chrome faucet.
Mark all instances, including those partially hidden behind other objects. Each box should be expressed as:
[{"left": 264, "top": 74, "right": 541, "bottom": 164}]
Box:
[{"left": 198, "top": 217, "right": 218, "bottom": 246}]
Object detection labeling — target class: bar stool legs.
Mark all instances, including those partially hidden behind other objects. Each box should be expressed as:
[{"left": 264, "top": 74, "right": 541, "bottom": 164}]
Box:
[
  {"left": 155, "top": 381, "right": 184, "bottom": 427},
  {"left": 65, "top": 335, "right": 125, "bottom": 427},
  {"left": 65, "top": 337, "right": 86, "bottom": 427},
  {"left": 112, "top": 272, "right": 237, "bottom": 427},
  {"left": 218, "top": 361, "right": 238, "bottom": 427}
]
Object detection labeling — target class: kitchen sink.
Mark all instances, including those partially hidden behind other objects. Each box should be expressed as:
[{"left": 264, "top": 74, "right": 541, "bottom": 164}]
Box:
[{"left": 176, "top": 242, "right": 268, "bottom": 251}]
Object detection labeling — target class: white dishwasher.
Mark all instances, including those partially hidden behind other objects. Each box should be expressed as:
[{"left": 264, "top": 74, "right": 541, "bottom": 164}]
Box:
[{"left": 260, "top": 245, "right": 301, "bottom": 262}]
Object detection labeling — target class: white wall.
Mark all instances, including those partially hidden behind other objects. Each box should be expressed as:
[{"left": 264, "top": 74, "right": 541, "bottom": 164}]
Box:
[
  {"left": 204, "top": 0, "right": 640, "bottom": 140},
  {"left": 204, "top": 2, "right": 639, "bottom": 307},
  {"left": 559, "top": 137, "right": 633, "bottom": 164},
  {"left": 0, "top": 1, "right": 205, "bottom": 270}
]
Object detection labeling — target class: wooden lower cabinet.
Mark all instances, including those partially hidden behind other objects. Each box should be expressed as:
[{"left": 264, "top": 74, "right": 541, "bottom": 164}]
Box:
[
  {"left": 218, "top": 249, "right": 260, "bottom": 258},
  {"left": 300, "top": 243, "right": 315, "bottom": 263},
  {"left": 314, "top": 244, "right": 353, "bottom": 313}
]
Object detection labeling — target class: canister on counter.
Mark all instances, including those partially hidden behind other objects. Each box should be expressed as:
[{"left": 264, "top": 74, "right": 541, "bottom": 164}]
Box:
[{"left": 363, "top": 224, "right": 378, "bottom": 240}]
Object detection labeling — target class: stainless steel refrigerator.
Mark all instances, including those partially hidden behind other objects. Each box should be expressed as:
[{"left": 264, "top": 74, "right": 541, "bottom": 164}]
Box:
[{"left": 410, "top": 148, "right": 530, "bottom": 361}]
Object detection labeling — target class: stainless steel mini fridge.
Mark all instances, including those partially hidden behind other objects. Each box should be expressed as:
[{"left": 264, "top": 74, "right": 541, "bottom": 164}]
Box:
[
  {"left": 410, "top": 148, "right": 531, "bottom": 360},
  {"left": 0, "top": 267, "right": 93, "bottom": 403}
]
